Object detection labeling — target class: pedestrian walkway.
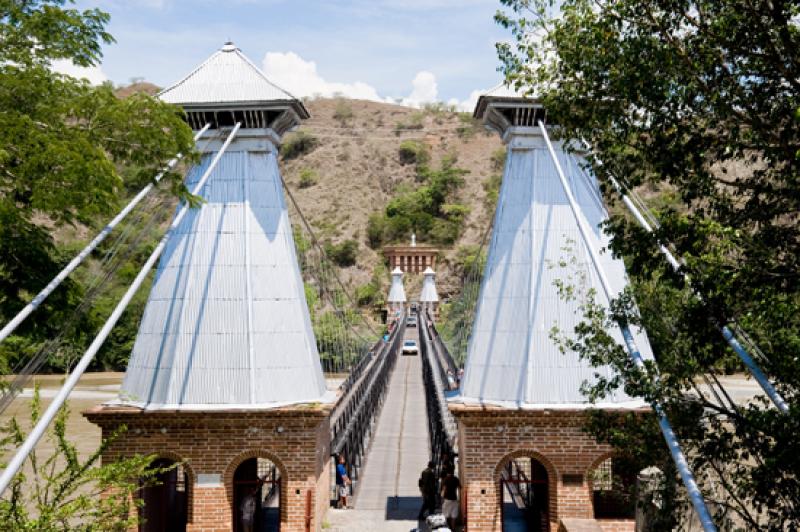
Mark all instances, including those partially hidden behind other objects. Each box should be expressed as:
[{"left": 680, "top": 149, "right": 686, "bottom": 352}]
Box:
[{"left": 327, "top": 325, "right": 430, "bottom": 531}]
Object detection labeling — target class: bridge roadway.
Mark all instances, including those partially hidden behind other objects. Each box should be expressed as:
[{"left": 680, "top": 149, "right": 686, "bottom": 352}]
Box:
[{"left": 328, "top": 323, "right": 431, "bottom": 531}]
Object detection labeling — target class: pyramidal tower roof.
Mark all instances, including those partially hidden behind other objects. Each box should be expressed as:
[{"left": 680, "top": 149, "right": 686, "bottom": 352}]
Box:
[
  {"left": 388, "top": 267, "right": 407, "bottom": 303},
  {"left": 160, "top": 42, "right": 303, "bottom": 110},
  {"left": 116, "top": 44, "right": 328, "bottom": 410},
  {"left": 419, "top": 267, "right": 439, "bottom": 303},
  {"left": 158, "top": 42, "right": 308, "bottom": 134},
  {"left": 455, "top": 95, "right": 653, "bottom": 409}
]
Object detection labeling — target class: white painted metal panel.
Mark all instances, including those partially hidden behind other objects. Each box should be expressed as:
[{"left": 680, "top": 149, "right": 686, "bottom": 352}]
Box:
[
  {"left": 119, "top": 148, "right": 328, "bottom": 409},
  {"left": 419, "top": 267, "right": 439, "bottom": 303},
  {"left": 458, "top": 129, "right": 653, "bottom": 408},
  {"left": 159, "top": 43, "right": 297, "bottom": 106},
  {"left": 388, "top": 267, "right": 407, "bottom": 303}
]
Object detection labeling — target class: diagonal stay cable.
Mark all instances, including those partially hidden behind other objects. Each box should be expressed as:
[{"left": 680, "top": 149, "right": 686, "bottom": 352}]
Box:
[
  {"left": 278, "top": 174, "right": 379, "bottom": 340},
  {"left": 0, "top": 128, "right": 223, "bottom": 414},
  {"left": 579, "top": 140, "right": 789, "bottom": 413},
  {"left": 0, "top": 124, "right": 211, "bottom": 345},
  {"left": 541, "top": 121, "right": 717, "bottom": 531},
  {"left": 0, "top": 123, "right": 241, "bottom": 497}
]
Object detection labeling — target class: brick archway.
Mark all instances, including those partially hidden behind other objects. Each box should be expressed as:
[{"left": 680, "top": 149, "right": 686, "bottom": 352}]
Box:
[
  {"left": 586, "top": 451, "right": 638, "bottom": 520},
  {"left": 494, "top": 449, "right": 559, "bottom": 525},
  {"left": 223, "top": 448, "right": 289, "bottom": 526},
  {"left": 151, "top": 451, "right": 196, "bottom": 524}
]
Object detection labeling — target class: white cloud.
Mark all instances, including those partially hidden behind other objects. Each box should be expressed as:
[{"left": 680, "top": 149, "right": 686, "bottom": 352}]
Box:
[
  {"left": 51, "top": 59, "right": 108, "bottom": 85},
  {"left": 262, "top": 51, "right": 446, "bottom": 108},
  {"left": 262, "top": 51, "right": 381, "bottom": 101},
  {"left": 403, "top": 71, "right": 438, "bottom": 105}
]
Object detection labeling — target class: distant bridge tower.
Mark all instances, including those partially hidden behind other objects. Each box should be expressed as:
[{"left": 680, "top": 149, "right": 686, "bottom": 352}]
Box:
[
  {"left": 387, "top": 267, "right": 407, "bottom": 319},
  {"left": 418, "top": 267, "right": 439, "bottom": 318},
  {"left": 450, "top": 85, "right": 654, "bottom": 531},
  {"left": 87, "top": 42, "right": 333, "bottom": 532}
]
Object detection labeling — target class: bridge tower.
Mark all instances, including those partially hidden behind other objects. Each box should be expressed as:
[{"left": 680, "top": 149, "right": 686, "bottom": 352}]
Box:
[
  {"left": 86, "top": 42, "right": 334, "bottom": 532},
  {"left": 387, "top": 267, "right": 407, "bottom": 319},
  {"left": 450, "top": 86, "right": 654, "bottom": 531},
  {"left": 419, "top": 267, "right": 439, "bottom": 318}
]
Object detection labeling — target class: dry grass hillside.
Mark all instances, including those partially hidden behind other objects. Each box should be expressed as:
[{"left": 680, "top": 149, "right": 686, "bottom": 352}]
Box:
[{"left": 281, "top": 98, "right": 504, "bottom": 301}]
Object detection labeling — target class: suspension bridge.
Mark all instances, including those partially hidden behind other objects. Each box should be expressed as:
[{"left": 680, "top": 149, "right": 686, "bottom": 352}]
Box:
[{"left": 0, "top": 42, "right": 790, "bottom": 532}]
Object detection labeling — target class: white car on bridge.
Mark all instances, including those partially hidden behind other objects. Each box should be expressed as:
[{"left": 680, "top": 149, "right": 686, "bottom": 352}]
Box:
[{"left": 402, "top": 340, "right": 418, "bottom": 355}]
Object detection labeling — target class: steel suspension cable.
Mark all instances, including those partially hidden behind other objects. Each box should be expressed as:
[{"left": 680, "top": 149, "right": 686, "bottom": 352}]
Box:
[
  {"left": 540, "top": 121, "right": 718, "bottom": 531},
  {"left": 578, "top": 143, "right": 789, "bottom": 413},
  {"left": 0, "top": 123, "right": 240, "bottom": 496},
  {"left": 0, "top": 123, "right": 211, "bottom": 345},
  {"left": 279, "top": 174, "right": 379, "bottom": 341},
  {"left": 0, "top": 189, "right": 174, "bottom": 413}
]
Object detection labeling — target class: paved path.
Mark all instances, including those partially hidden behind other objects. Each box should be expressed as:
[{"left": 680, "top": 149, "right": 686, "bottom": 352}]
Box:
[{"left": 327, "top": 325, "right": 431, "bottom": 532}]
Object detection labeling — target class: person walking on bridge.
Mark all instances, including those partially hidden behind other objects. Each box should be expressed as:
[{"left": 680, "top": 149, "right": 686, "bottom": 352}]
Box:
[
  {"left": 335, "top": 455, "right": 352, "bottom": 509},
  {"left": 441, "top": 469, "right": 460, "bottom": 531},
  {"left": 417, "top": 461, "right": 437, "bottom": 521}
]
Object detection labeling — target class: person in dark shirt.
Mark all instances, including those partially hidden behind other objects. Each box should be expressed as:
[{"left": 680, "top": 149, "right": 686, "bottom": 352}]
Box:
[
  {"left": 417, "top": 461, "right": 437, "bottom": 520},
  {"left": 335, "top": 455, "right": 351, "bottom": 509},
  {"left": 441, "top": 470, "right": 460, "bottom": 531}
]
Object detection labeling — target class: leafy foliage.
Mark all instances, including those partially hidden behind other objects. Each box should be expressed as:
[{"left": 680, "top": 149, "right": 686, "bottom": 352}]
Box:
[
  {"left": 456, "top": 112, "right": 482, "bottom": 140},
  {"left": 497, "top": 0, "right": 800, "bottom": 524},
  {"left": 0, "top": 388, "right": 163, "bottom": 530},
  {"left": 355, "top": 263, "right": 387, "bottom": 308},
  {"left": 280, "top": 130, "right": 318, "bottom": 160},
  {"left": 298, "top": 168, "right": 318, "bottom": 188},
  {"left": 323, "top": 239, "right": 358, "bottom": 268},
  {"left": 0, "top": 0, "right": 195, "bottom": 374},
  {"left": 368, "top": 158, "right": 469, "bottom": 247},
  {"left": 394, "top": 111, "right": 425, "bottom": 134},
  {"left": 398, "top": 140, "right": 430, "bottom": 166},
  {"left": 332, "top": 99, "right": 354, "bottom": 124},
  {"left": 490, "top": 148, "right": 506, "bottom": 171}
]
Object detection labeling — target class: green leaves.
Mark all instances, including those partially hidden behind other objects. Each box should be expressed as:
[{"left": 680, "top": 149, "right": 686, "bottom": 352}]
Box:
[
  {"left": 0, "top": 388, "right": 163, "bottom": 530},
  {"left": 497, "top": 0, "right": 800, "bottom": 524},
  {"left": 0, "top": 1, "right": 113, "bottom": 68},
  {"left": 370, "top": 157, "right": 469, "bottom": 247},
  {"left": 0, "top": 0, "right": 196, "bottom": 373}
]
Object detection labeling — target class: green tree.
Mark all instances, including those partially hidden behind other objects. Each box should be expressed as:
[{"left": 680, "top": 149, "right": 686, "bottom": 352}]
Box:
[
  {"left": 496, "top": 0, "right": 800, "bottom": 525},
  {"left": 0, "top": 0, "right": 195, "bottom": 371},
  {"left": 0, "top": 388, "right": 164, "bottom": 530}
]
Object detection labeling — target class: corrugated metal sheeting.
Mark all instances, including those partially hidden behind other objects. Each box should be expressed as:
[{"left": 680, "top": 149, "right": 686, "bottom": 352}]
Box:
[
  {"left": 419, "top": 267, "right": 439, "bottom": 303},
  {"left": 159, "top": 42, "right": 298, "bottom": 106},
  {"left": 119, "top": 149, "right": 329, "bottom": 409},
  {"left": 388, "top": 267, "right": 407, "bottom": 303},
  {"left": 456, "top": 130, "right": 653, "bottom": 408}
]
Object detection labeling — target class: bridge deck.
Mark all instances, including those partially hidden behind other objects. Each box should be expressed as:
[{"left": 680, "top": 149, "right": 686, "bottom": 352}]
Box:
[{"left": 328, "top": 325, "right": 431, "bottom": 531}]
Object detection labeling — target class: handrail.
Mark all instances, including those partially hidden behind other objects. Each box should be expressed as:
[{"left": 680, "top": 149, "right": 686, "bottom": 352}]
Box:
[
  {"left": 418, "top": 311, "right": 458, "bottom": 478},
  {"left": 330, "top": 313, "right": 405, "bottom": 491}
]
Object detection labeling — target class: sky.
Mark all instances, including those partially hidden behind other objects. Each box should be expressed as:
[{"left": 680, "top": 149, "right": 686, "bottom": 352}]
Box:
[{"left": 56, "top": 0, "right": 512, "bottom": 110}]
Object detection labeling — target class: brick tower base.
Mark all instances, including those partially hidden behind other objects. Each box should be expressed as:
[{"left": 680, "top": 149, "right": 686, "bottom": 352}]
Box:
[
  {"left": 450, "top": 404, "right": 641, "bottom": 532},
  {"left": 85, "top": 404, "right": 332, "bottom": 532}
]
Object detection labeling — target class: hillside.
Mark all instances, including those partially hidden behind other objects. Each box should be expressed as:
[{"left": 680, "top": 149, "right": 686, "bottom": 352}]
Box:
[
  {"left": 11, "top": 96, "right": 503, "bottom": 373},
  {"left": 281, "top": 98, "right": 503, "bottom": 302}
]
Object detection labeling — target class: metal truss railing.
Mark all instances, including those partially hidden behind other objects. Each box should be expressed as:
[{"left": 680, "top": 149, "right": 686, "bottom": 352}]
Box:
[
  {"left": 418, "top": 311, "right": 458, "bottom": 478},
  {"left": 329, "top": 313, "right": 405, "bottom": 491}
]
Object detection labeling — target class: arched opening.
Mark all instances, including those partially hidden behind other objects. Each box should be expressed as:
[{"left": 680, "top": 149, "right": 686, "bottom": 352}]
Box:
[
  {"left": 591, "top": 456, "right": 636, "bottom": 519},
  {"left": 232, "top": 457, "right": 281, "bottom": 532},
  {"left": 139, "top": 458, "right": 188, "bottom": 532},
  {"left": 500, "top": 456, "right": 550, "bottom": 532}
]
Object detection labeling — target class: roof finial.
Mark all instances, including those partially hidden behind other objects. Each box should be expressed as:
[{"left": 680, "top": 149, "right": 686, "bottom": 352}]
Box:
[
  {"left": 222, "top": 40, "right": 236, "bottom": 52},
  {"left": 411, "top": 232, "right": 416, "bottom": 247}
]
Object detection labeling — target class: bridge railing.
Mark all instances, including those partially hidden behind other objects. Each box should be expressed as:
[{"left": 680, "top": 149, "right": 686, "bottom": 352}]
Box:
[
  {"left": 424, "top": 309, "right": 459, "bottom": 387},
  {"left": 418, "top": 310, "right": 458, "bottom": 475},
  {"left": 329, "top": 312, "right": 405, "bottom": 498}
]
